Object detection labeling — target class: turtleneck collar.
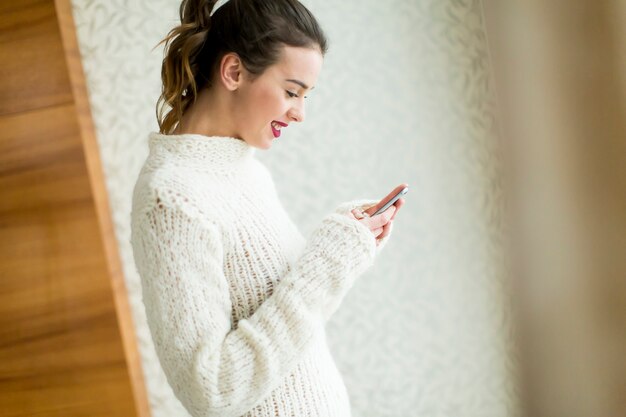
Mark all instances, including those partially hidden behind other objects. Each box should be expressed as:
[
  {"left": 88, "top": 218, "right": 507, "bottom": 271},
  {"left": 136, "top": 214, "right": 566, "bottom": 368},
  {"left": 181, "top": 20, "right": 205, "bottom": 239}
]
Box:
[{"left": 148, "top": 131, "right": 256, "bottom": 170}]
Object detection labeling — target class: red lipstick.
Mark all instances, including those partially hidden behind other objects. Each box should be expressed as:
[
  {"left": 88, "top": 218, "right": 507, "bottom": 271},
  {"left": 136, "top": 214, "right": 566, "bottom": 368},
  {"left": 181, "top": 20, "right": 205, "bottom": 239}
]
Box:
[{"left": 271, "top": 121, "right": 288, "bottom": 138}]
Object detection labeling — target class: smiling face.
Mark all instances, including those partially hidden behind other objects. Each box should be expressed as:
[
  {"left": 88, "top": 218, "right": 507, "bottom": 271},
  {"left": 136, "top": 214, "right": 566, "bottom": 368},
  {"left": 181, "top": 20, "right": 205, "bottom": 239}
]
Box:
[{"left": 232, "top": 45, "right": 323, "bottom": 149}]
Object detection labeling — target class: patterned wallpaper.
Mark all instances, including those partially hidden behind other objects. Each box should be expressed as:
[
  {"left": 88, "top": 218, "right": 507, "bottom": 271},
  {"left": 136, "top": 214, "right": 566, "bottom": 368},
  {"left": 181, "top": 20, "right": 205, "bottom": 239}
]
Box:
[{"left": 69, "top": 0, "right": 519, "bottom": 415}]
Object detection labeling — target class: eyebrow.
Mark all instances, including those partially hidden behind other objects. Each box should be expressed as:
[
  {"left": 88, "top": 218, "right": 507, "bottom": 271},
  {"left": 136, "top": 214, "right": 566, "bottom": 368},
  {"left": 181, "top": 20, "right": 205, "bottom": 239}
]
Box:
[{"left": 286, "top": 79, "right": 315, "bottom": 90}]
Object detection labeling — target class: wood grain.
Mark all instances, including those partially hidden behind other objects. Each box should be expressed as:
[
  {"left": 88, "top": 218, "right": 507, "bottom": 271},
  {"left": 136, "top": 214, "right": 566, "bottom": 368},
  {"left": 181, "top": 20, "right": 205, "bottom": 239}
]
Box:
[
  {"left": 0, "top": 1, "right": 148, "bottom": 416},
  {"left": 54, "top": 0, "right": 151, "bottom": 415},
  {"left": 0, "top": 0, "right": 73, "bottom": 115}
]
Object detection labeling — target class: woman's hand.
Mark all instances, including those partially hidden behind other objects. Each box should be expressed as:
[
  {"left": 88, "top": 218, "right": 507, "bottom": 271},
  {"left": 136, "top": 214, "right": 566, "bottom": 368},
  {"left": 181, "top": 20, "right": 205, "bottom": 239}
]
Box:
[{"left": 348, "top": 198, "right": 405, "bottom": 245}]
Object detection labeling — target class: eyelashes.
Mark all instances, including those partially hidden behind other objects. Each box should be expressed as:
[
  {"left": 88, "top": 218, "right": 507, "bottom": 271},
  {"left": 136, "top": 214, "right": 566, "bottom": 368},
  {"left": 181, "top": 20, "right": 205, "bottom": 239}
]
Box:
[{"left": 286, "top": 91, "right": 308, "bottom": 99}]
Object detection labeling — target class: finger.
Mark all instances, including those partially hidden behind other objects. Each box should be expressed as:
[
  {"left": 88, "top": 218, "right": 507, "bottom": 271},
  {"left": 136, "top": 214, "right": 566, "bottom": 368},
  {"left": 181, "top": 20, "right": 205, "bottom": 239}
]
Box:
[
  {"left": 378, "top": 221, "right": 391, "bottom": 240},
  {"left": 372, "top": 226, "right": 383, "bottom": 238},
  {"left": 357, "top": 207, "right": 393, "bottom": 232},
  {"left": 351, "top": 208, "right": 365, "bottom": 220},
  {"left": 390, "top": 198, "right": 405, "bottom": 221},
  {"left": 377, "top": 220, "right": 393, "bottom": 240},
  {"left": 372, "top": 205, "right": 395, "bottom": 227}
]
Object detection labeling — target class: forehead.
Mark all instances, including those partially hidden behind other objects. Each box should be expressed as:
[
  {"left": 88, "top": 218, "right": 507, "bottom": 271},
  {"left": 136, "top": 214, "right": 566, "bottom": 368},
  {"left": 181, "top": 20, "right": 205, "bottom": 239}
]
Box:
[{"left": 268, "top": 45, "right": 323, "bottom": 88}]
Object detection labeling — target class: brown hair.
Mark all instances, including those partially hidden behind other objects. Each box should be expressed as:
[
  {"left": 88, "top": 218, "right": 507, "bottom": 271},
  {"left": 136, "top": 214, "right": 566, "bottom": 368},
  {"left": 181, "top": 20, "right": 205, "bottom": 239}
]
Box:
[{"left": 155, "top": 0, "right": 329, "bottom": 134}]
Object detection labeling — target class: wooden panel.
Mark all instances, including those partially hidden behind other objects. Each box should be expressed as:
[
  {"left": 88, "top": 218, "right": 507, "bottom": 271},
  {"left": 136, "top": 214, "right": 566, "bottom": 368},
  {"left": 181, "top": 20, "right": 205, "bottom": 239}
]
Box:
[
  {"left": 0, "top": 0, "right": 73, "bottom": 115},
  {"left": 53, "top": 0, "right": 151, "bottom": 415},
  {"left": 0, "top": 1, "right": 146, "bottom": 416}
]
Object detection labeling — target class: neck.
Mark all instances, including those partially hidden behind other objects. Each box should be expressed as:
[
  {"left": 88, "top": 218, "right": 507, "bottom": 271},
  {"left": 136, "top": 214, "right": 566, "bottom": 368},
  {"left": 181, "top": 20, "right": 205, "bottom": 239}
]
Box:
[
  {"left": 173, "top": 87, "right": 237, "bottom": 138},
  {"left": 149, "top": 131, "right": 255, "bottom": 171}
]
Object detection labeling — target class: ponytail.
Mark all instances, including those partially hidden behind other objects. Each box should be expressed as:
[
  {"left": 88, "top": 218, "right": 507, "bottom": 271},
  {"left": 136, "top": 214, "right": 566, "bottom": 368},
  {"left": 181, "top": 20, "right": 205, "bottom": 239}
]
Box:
[{"left": 155, "top": 0, "right": 218, "bottom": 134}]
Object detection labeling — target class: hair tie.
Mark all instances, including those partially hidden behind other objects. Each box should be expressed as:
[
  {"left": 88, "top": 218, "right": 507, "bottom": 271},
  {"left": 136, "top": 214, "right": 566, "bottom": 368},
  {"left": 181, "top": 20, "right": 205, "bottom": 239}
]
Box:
[{"left": 210, "top": 0, "right": 230, "bottom": 17}]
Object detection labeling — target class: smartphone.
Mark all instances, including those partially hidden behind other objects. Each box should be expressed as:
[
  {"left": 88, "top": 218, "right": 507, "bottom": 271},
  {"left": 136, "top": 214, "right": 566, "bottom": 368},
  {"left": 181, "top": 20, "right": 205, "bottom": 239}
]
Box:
[{"left": 371, "top": 186, "right": 409, "bottom": 216}]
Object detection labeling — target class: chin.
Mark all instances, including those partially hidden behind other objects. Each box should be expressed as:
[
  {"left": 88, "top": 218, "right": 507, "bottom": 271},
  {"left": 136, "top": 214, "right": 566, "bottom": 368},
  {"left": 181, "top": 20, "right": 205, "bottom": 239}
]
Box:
[
  {"left": 259, "top": 134, "right": 274, "bottom": 149},
  {"left": 248, "top": 138, "right": 270, "bottom": 150}
]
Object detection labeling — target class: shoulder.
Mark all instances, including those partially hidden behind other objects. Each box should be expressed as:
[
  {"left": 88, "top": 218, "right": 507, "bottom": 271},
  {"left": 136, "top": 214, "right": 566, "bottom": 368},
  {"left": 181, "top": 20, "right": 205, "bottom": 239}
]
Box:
[
  {"left": 249, "top": 158, "right": 279, "bottom": 196},
  {"left": 130, "top": 162, "right": 222, "bottom": 229}
]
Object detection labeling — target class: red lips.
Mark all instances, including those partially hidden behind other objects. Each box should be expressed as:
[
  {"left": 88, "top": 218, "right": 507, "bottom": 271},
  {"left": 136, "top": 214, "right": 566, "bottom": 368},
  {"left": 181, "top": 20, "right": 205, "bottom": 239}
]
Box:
[{"left": 271, "top": 121, "right": 288, "bottom": 138}]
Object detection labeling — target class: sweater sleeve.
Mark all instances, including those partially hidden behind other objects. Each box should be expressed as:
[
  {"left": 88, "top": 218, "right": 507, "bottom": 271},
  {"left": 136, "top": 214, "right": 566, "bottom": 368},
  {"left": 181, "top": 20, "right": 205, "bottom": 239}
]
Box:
[
  {"left": 334, "top": 198, "right": 394, "bottom": 254},
  {"left": 131, "top": 200, "right": 379, "bottom": 417}
]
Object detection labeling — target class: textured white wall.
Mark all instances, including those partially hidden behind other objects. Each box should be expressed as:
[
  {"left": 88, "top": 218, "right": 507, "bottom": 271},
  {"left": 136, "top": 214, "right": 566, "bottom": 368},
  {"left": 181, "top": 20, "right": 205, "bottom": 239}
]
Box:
[{"left": 70, "top": 0, "right": 519, "bottom": 416}]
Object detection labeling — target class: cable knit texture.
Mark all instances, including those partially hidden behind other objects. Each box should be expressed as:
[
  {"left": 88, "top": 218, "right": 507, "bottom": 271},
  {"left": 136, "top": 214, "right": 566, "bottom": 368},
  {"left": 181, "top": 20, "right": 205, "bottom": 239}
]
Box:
[{"left": 130, "top": 132, "right": 392, "bottom": 417}]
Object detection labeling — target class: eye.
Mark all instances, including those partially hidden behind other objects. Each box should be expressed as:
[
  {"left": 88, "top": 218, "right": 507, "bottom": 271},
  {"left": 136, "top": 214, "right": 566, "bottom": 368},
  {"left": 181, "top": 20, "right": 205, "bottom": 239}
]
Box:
[{"left": 286, "top": 90, "right": 309, "bottom": 99}]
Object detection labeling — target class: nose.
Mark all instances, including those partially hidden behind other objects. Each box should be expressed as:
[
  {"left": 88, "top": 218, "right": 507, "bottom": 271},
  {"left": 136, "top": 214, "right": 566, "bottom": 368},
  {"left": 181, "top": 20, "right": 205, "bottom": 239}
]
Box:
[{"left": 287, "top": 101, "right": 305, "bottom": 123}]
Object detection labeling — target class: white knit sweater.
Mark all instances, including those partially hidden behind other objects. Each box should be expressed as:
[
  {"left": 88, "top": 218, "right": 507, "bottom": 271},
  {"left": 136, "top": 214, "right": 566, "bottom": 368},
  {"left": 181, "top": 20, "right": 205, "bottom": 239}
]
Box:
[{"left": 130, "top": 132, "right": 392, "bottom": 417}]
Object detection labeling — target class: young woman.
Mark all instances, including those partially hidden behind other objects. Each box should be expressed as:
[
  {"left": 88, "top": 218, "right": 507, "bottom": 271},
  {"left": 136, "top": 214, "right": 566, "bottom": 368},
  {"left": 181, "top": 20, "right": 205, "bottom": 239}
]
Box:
[{"left": 130, "top": 0, "right": 404, "bottom": 416}]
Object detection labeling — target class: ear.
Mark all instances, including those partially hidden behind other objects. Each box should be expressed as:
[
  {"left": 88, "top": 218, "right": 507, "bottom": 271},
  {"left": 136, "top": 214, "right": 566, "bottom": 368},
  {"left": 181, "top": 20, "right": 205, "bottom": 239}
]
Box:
[{"left": 219, "top": 52, "right": 243, "bottom": 91}]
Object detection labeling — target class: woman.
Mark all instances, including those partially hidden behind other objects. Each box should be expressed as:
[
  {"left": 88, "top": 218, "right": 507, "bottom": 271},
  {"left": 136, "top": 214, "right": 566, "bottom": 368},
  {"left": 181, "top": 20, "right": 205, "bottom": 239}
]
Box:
[{"left": 130, "top": 0, "right": 404, "bottom": 416}]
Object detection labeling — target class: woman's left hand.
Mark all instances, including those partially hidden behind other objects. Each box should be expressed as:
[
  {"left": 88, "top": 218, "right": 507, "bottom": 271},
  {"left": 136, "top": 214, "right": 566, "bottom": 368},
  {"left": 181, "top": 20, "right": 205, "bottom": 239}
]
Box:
[{"left": 350, "top": 197, "right": 405, "bottom": 245}]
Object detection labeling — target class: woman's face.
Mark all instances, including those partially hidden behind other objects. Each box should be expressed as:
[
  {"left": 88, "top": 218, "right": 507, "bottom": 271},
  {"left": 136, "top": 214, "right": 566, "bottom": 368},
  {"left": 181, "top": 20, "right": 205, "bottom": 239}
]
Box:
[{"left": 234, "top": 45, "right": 323, "bottom": 149}]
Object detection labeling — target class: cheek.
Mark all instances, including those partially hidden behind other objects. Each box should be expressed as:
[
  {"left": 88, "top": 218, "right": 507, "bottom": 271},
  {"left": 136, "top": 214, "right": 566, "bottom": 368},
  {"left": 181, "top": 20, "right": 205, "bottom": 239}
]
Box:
[
  {"left": 240, "top": 84, "right": 284, "bottom": 130},
  {"left": 254, "top": 87, "right": 283, "bottom": 117}
]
